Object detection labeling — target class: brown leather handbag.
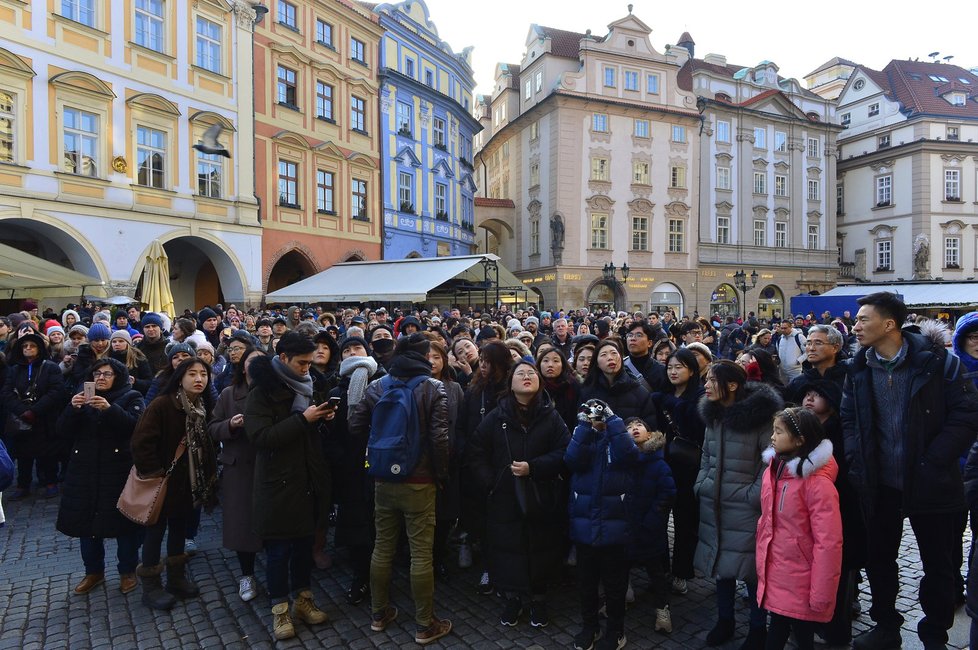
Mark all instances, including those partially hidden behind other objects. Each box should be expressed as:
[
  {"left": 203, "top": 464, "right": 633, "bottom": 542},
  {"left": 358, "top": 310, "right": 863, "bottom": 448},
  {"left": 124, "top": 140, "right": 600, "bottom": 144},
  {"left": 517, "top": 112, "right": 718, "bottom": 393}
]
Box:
[{"left": 117, "top": 440, "right": 186, "bottom": 526}]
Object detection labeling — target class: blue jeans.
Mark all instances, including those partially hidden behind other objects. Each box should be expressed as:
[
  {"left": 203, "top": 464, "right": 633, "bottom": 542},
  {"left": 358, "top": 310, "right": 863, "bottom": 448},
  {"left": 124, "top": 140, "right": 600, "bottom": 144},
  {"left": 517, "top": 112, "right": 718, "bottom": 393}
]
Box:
[
  {"left": 717, "top": 577, "right": 766, "bottom": 628},
  {"left": 80, "top": 532, "right": 143, "bottom": 575},
  {"left": 264, "top": 536, "right": 313, "bottom": 604}
]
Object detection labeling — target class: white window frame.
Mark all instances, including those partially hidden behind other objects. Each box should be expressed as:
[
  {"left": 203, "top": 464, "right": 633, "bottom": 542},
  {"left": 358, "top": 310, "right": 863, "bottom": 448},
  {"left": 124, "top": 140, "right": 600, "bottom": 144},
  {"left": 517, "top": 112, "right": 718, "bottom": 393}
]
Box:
[
  {"left": 774, "top": 131, "right": 787, "bottom": 152},
  {"left": 668, "top": 218, "right": 684, "bottom": 252},
  {"left": 590, "top": 213, "right": 608, "bottom": 249},
  {"left": 524, "top": 79, "right": 531, "bottom": 100},
  {"left": 807, "top": 137, "right": 819, "bottom": 158},
  {"left": 535, "top": 71, "right": 542, "bottom": 93},
  {"left": 590, "top": 157, "right": 609, "bottom": 181},
  {"left": 0, "top": 90, "right": 15, "bottom": 164},
  {"left": 947, "top": 126, "right": 960, "bottom": 141},
  {"left": 197, "top": 149, "right": 222, "bottom": 198},
  {"left": 530, "top": 218, "right": 540, "bottom": 255},
  {"left": 316, "top": 169, "right": 334, "bottom": 213},
  {"left": 868, "top": 102, "right": 880, "bottom": 117},
  {"left": 433, "top": 116, "right": 445, "bottom": 147},
  {"left": 351, "top": 178, "right": 367, "bottom": 219},
  {"left": 808, "top": 224, "right": 820, "bottom": 250},
  {"left": 62, "top": 0, "right": 96, "bottom": 27},
  {"left": 671, "top": 125, "right": 686, "bottom": 143},
  {"left": 632, "top": 215, "right": 649, "bottom": 251},
  {"left": 876, "top": 175, "right": 892, "bottom": 206},
  {"left": 529, "top": 161, "right": 540, "bottom": 187},
  {"left": 775, "top": 174, "right": 788, "bottom": 197},
  {"left": 592, "top": 113, "right": 608, "bottom": 132},
  {"left": 136, "top": 125, "right": 166, "bottom": 189},
  {"left": 63, "top": 106, "right": 99, "bottom": 176},
  {"left": 278, "top": 159, "right": 298, "bottom": 207},
  {"left": 717, "top": 216, "right": 730, "bottom": 244},
  {"left": 808, "top": 179, "right": 820, "bottom": 201},
  {"left": 753, "top": 219, "right": 766, "bottom": 247},
  {"left": 945, "top": 169, "right": 961, "bottom": 201},
  {"left": 670, "top": 166, "right": 686, "bottom": 189},
  {"left": 876, "top": 239, "right": 891, "bottom": 270},
  {"left": 633, "top": 161, "right": 650, "bottom": 185},
  {"left": 634, "top": 119, "right": 649, "bottom": 138},
  {"left": 434, "top": 182, "right": 447, "bottom": 216},
  {"left": 840, "top": 113, "right": 851, "bottom": 127},
  {"left": 753, "top": 127, "right": 766, "bottom": 149},
  {"left": 775, "top": 222, "right": 788, "bottom": 248},
  {"left": 135, "top": 0, "right": 165, "bottom": 53},
  {"left": 396, "top": 101, "right": 413, "bottom": 136},
  {"left": 647, "top": 74, "right": 659, "bottom": 94},
  {"left": 624, "top": 70, "right": 639, "bottom": 91},
  {"left": 397, "top": 171, "right": 413, "bottom": 209},
  {"left": 716, "top": 120, "right": 730, "bottom": 143},
  {"left": 945, "top": 237, "right": 961, "bottom": 267},
  {"left": 753, "top": 171, "right": 767, "bottom": 194},
  {"left": 315, "top": 81, "right": 333, "bottom": 120},
  {"left": 195, "top": 16, "right": 222, "bottom": 74},
  {"left": 836, "top": 184, "right": 844, "bottom": 214},
  {"left": 717, "top": 166, "right": 731, "bottom": 190},
  {"left": 529, "top": 121, "right": 538, "bottom": 141},
  {"left": 603, "top": 67, "right": 616, "bottom": 88}
]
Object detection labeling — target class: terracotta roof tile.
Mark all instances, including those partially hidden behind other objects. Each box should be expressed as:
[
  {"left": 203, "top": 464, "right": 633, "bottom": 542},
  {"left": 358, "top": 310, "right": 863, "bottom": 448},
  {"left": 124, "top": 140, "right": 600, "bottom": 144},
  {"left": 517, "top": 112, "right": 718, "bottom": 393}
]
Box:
[
  {"left": 858, "top": 60, "right": 978, "bottom": 118},
  {"left": 677, "top": 58, "right": 747, "bottom": 92},
  {"left": 738, "top": 88, "right": 782, "bottom": 107},
  {"left": 804, "top": 56, "right": 858, "bottom": 78},
  {"left": 475, "top": 197, "right": 515, "bottom": 208},
  {"left": 536, "top": 25, "right": 588, "bottom": 59}
]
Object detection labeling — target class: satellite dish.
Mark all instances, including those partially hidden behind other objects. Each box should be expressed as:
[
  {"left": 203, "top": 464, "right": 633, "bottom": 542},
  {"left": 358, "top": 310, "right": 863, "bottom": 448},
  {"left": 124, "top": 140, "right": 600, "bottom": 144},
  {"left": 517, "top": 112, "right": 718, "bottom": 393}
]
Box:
[
  {"left": 928, "top": 51, "right": 940, "bottom": 58},
  {"left": 944, "top": 55, "right": 954, "bottom": 62}
]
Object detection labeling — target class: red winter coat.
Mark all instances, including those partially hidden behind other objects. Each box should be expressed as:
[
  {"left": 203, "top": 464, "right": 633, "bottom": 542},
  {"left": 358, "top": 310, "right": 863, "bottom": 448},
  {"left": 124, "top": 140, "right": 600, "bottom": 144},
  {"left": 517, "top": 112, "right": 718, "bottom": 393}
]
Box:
[{"left": 755, "top": 439, "right": 842, "bottom": 623}]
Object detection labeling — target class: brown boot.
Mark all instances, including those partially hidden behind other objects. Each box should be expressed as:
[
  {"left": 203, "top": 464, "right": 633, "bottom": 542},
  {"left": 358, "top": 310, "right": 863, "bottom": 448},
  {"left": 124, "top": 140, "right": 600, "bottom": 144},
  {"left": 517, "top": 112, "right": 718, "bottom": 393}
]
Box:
[
  {"left": 164, "top": 554, "right": 200, "bottom": 598},
  {"left": 272, "top": 602, "right": 295, "bottom": 640},
  {"left": 292, "top": 589, "right": 329, "bottom": 625},
  {"left": 119, "top": 573, "right": 138, "bottom": 594},
  {"left": 136, "top": 564, "right": 176, "bottom": 610},
  {"left": 73, "top": 573, "right": 104, "bottom": 594}
]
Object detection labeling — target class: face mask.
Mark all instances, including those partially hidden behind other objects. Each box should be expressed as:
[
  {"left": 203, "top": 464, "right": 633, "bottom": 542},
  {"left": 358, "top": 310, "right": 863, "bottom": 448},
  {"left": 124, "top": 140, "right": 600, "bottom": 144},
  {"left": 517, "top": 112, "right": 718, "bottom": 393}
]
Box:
[{"left": 371, "top": 339, "right": 394, "bottom": 355}]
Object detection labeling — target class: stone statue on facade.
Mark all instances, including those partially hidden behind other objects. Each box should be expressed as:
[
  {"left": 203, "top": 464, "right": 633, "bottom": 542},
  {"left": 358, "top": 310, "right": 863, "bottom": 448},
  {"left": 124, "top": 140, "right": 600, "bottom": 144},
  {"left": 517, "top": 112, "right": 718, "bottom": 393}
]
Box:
[
  {"left": 913, "top": 233, "right": 930, "bottom": 280},
  {"left": 550, "top": 213, "right": 565, "bottom": 265}
]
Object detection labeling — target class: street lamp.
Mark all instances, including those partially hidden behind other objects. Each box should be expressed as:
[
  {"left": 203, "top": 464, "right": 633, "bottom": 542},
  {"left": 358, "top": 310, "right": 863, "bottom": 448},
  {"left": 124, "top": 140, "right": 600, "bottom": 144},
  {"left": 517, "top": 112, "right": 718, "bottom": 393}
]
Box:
[
  {"left": 601, "top": 262, "right": 630, "bottom": 311},
  {"left": 480, "top": 256, "right": 499, "bottom": 309},
  {"left": 733, "top": 269, "right": 758, "bottom": 319}
]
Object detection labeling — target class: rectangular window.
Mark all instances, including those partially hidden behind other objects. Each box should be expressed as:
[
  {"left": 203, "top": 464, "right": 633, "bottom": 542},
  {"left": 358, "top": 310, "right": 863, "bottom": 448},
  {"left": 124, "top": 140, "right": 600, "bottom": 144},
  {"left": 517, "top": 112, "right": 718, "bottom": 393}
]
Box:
[
  {"left": 808, "top": 224, "right": 820, "bottom": 250},
  {"left": 774, "top": 131, "right": 787, "bottom": 152},
  {"left": 808, "top": 179, "right": 820, "bottom": 201},
  {"left": 524, "top": 79, "right": 531, "bottom": 100},
  {"left": 624, "top": 70, "right": 639, "bottom": 91},
  {"left": 435, "top": 183, "right": 447, "bottom": 216},
  {"left": 197, "top": 150, "right": 222, "bottom": 198},
  {"left": 351, "top": 179, "right": 367, "bottom": 219},
  {"left": 350, "top": 96, "right": 366, "bottom": 132},
  {"left": 647, "top": 74, "right": 659, "bottom": 94},
  {"left": 947, "top": 126, "right": 960, "bottom": 141},
  {"left": 530, "top": 219, "right": 540, "bottom": 255},
  {"left": 945, "top": 237, "right": 961, "bottom": 267},
  {"left": 529, "top": 121, "right": 539, "bottom": 140},
  {"left": 404, "top": 58, "right": 414, "bottom": 78},
  {"left": 433, "top": 117, "right": 445, "bottom": 147},
  {"left": 277, "top": 66, "right": 297, "bottom": 107},
  {"left": 670, "top": 166, "right": 686, "bottom": 188},
  {"left": 592, "top": 113, "right": 608, "bottom": 132},
  {"left": 836, "top": 184, "right": 844, "bottom": 214},
  {"left": 876, "top": 175, "right": 891, "bottom": 206},
  {"left": 632, "top": 216, "right": 648, "bottom": 251},
  {"left": 136, "top": 125, "right": 166, "bottom": 188},
  {"left": 753, "top": 171, "right": 766, "bottom": 194},
  {"left": 277, "top": 0, "right": 297, "bottom": 29},
  {"left": 135, "top": 0, "right": 164, "bottom": 52},
  {"left": 0, "top": 91, "right": 15, "bottom": 164},
  {"left": 195, "top": 17, "right": 222, "bottom": 73},
  {"left": 716, "top": 120, "right": 730, "bottom": 143},
  {"left": 535, "top": 71, "right": 542, "bottom": 93},
  {"left": 315, "top": 82, "right": 333, "bottom": 120},
  {"left": 878, "top": 134, "right": 890, "bottom": 149},
  {"left": 63, "top": 107, "right": 98, "bottom": 176},
  {"left": 590, "top": 213, "right": 608, "bottom": 249},
  {"left": 945, "top": 169, "right": 961, "bottom": 200},
  {"left": 840, "top": 113, "right": 850, "bottom": 127},
  {"left": 590, "top": 157, "right": 609, "bottom": 181},
  {"left": 633, "top": 161, "right": 650, "bottom": 185},
  {"left": 634, "top": 119, "right": 649, "bottom": 138},
  {"left": 775, "top": 222, "right": 788, "bottom": 248},
  {"left": 425, "top": 70, "right": 434, "bottom": 87},
  {"left": 717, "top": 216, "right": 730, "bottom": 245},
  {"left": 876, "top": 240, "right": 891, "bottom": 270},
  {"left": 397, "top": 171, "right": 413, "bottom": 210},
  {"left": 868, "top": 102, "right": 879, "bottom": 117},
  {"left": 807, "top": 137, "right": 819, "bottom": 158},
  {"left": 62, "top": 0, "right": 96, "bottom": 27},
  {"left": 396, "top": 101, "right": 412, "bottom": 136},
  {"left": 350, "top": 37, "right": 366, "bottom": 65},
  {"left": 316, "top": 170, "right": 334, "bottom": 213},
  {"left": 753, "top": 127, "right": 766, "bottom": 148},
  {"left": 671, "top": 125, "right": 686, "bottom": 143},
  {"left": 668, "top": 219, "right": 684, "bottom": 252},
  {"left": 753, "top": 220, "right": 766, "bottom": 247},
  {"left": 775, "top": 174, "right": 788, "bottom": 197},
  {"left": 316, "top": 19, "right": 333, "bottom": 46},
  {"left": 529, "top": 162, "right": 540, "bottom": 187},
  {"left": 717, "top": 166, "right": 731, "bottom": 190},
  {"left": 603, "top": 67, "right": 616, "bottom": 87},
  {"left": 278, "top": 160, "right": 298, "bottom": 207}
]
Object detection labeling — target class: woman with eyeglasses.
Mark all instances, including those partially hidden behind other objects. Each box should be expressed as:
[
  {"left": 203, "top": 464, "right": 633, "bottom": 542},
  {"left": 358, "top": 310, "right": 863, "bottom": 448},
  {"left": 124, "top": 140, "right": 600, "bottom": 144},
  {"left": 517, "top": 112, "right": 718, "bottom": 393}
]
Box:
[
  {"left": 469, "top": 360, "right": 570, "bottom": 628},
  {"left": 56, "top": 358, "right": 145, "bottom": 596},
  {"left": 580, "top": 338, "right": 657, "bottom": 426}
]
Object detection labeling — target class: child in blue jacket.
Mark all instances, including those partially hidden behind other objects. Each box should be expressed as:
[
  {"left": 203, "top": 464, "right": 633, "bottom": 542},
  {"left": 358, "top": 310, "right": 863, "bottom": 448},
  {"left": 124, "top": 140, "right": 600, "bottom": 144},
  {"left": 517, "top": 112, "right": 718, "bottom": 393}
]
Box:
[
  {"left": 565, "top": 399, "right": 639, "bottom": 650},
  {"left": 624, "top": 417, "right": 676, "bottom": 634}
]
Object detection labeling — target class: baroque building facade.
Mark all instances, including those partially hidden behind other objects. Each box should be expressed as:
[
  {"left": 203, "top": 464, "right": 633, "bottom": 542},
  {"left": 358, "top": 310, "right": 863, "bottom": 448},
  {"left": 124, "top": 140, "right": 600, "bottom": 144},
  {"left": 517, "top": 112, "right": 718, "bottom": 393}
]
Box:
[
  {"left": 474, "top": 11, "right": 702, "bottom": 313},
  {"left": 835, "top": 60, "right": 978, "bottom": 284},
  {"left": 0, "top": 0, "right": 263, "bottom": 308},
  {"left": 255, "top": 0, "right": 384, "bottom": 294},
  {"left": 372, "top": 0, "right": 480, "bottom": 259}
]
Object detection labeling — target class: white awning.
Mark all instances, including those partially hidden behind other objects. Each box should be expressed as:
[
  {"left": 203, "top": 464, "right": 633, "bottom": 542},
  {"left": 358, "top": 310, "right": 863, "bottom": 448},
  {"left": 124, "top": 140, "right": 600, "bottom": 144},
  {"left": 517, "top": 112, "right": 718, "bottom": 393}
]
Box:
[
  {"left": 0, "top": 242, "right": 103, "bottom": 293},
  {"left": 265, "top": 254, "right": 524, "bottom": 303},
  {"left": 821, "top": 282, "right": 978, "bottom": 308}
]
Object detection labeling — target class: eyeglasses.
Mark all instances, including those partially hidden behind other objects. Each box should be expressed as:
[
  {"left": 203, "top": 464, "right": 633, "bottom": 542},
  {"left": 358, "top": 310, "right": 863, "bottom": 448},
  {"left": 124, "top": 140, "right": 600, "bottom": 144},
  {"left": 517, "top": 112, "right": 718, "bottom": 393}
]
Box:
[
  {"left": 514, "top": 371, "right": 538, "bottom": 379},
  {"left": 625, "top": 332, "right": 647, "bottom": 339},
  {"left": 92, "top": 371, "right": 115, "bottom": 379},
  {"left": 804, "top": 340, "right": 832, "bottom": 348},
  {"left": 966, "top": 334, "right": 978, "bottom": 343},
  {"left": 228, "top": 346, "right": 247, "bottom": 353}
]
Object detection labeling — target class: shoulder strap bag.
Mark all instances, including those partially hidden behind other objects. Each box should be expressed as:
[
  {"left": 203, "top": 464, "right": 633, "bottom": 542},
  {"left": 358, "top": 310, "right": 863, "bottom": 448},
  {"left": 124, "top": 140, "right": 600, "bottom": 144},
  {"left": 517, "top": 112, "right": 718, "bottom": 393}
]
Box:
[{"left": 117, "top": 438, "right": 187, "bottom": 526}]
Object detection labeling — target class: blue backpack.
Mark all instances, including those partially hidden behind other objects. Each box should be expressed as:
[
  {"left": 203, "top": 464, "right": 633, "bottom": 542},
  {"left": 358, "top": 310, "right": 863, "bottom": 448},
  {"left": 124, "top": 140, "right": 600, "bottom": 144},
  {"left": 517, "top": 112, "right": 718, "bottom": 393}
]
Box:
[
  {"left": 366, "top": 375, "right": 427, "bottom": 481},
  {"left": 0, "top": 438, "right": 13, "bottom": 493}
]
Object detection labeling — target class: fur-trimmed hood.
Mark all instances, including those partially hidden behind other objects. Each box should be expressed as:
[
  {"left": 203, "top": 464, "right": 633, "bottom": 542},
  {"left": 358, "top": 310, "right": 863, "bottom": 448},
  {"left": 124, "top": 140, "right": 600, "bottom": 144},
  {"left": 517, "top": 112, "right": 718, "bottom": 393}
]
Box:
[
  {"left": 761, "top": 438, "right": 835, "bottom": 479},
  {"left": 639, "top": 429, "right": 666, "bottom": 453},
  {"left": 247, "top": 353, "right": 288, "bottom": 394},
  {"left": 698, "top": 381, "right": 784, "bottom": 430}
]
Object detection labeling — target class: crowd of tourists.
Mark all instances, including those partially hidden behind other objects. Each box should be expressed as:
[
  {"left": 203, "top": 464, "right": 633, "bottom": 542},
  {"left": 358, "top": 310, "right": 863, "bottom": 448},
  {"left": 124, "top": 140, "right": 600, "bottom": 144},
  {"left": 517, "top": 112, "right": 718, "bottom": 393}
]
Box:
[{"left": 1, "top": 293, "right": 977, "bottom": 649}]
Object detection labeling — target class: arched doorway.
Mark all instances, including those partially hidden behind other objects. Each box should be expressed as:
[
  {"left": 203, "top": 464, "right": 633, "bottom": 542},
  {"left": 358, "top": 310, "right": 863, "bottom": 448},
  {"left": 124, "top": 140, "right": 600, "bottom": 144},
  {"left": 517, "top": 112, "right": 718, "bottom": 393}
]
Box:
[
  {"left": 586, "top": 280, "right": 625, "bottom": 312},
  {"left": 710, "top": 283, "right": 739, "bottom": 318},
  {"left": 159, "top": 236, "right": 246, "bottom": 310},
  {"left": 267, "top": 250, "right": 316, "bottom": 294},
  {"left": 529, "top": 287, "right": 545, "bottom": 310},
  {"left": 757, "top": 285, "right": 785, "bottom": 321},
  {"left": 650, "top": 283, "right": 684, "bottom": 317}
]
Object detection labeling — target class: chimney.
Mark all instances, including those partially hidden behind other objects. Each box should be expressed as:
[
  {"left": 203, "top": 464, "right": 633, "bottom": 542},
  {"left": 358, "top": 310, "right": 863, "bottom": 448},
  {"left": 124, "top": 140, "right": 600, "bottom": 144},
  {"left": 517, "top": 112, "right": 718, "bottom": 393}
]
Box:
[{"left": 703, "top": 53, "right": 727, "bottom": 66}]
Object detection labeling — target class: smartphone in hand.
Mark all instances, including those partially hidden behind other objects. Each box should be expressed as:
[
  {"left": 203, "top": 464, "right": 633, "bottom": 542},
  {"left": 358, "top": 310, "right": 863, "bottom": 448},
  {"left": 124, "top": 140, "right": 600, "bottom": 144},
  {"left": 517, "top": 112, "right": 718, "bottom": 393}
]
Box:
[
  {"left": 83, "top": 381, "right": 96, "bottom": 400},
  {"left": 326, "top": 396, "right": 342, "bottom": 409}
]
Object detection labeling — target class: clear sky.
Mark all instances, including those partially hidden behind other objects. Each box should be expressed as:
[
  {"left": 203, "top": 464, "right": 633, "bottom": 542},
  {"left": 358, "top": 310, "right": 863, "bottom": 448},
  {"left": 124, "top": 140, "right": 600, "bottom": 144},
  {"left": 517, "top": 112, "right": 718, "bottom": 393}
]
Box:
[{"left": 418, "top": 0, "right": 978, "bottom": 96}]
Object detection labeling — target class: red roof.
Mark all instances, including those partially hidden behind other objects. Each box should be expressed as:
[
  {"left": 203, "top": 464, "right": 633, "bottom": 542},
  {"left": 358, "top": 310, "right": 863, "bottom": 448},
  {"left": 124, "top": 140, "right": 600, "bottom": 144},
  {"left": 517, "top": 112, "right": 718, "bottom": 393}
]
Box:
[
  {"left": 677, "top": 58, "right": 745, "bottom": 91},
  {"left": 856, "top": 60, "right": 978, "bottom": 118},
  {"left": 739, "top": 88, "right": 782, "bottom": 107},
  {"left": 475, "top": 197, "right": 515, "bottom": 209},
  {"left": 536, "top": 25, "right": 588, "bottom": 59}
]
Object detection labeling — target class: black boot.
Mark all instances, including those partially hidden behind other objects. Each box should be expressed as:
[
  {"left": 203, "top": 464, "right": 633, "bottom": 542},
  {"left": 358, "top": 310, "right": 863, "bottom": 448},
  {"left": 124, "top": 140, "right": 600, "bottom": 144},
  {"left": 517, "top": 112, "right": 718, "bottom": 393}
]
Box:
[
  {"left": 738, "top": 625, "right": 767, "bottom": 650},
  {"left": 706, "top": 618, "right": 735, "bottom": 646},
  {"left": 165, "top": 554, "right": 200, "bottom": 598},
  {"left": 137, "top": 564, "right": 176, "bottom": 610},
  {"left": 853, "top": 625, "right": 903, "bottom": 649}
]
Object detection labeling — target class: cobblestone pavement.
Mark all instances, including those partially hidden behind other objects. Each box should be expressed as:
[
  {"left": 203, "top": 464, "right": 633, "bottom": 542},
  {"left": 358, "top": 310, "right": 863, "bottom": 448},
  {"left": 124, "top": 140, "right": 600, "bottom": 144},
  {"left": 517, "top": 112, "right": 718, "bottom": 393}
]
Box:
[{"left": 0, "top": 493, "right": 971, "bottom": 649}]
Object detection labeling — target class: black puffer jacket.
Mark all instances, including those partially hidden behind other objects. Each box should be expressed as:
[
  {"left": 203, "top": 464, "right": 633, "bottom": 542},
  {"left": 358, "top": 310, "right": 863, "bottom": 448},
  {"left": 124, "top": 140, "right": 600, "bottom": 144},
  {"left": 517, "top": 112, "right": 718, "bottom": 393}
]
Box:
[
  {"left": 56, "top": 359, "right": 144, "bottom": 538},
  {"left": 581, "top": 369, "right": 658, "bottom": 426},
  {"left": 1, "top": 334, "right": 68, "bottom": 458}
]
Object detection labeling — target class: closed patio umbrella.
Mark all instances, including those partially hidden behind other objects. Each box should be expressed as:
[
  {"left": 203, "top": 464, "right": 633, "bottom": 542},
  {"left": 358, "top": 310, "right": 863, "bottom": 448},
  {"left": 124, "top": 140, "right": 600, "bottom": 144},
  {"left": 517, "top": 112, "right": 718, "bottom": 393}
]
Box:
[{"left": 142, "top": 240, "right": 174, "bottom": 316}]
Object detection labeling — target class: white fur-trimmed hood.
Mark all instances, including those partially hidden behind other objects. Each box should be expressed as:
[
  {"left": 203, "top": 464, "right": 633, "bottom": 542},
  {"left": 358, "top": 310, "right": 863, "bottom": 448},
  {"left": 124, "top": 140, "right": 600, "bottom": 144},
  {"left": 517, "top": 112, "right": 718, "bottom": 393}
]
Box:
[{"left": 762, "top": 438, "right": 834, "bottom": 479}]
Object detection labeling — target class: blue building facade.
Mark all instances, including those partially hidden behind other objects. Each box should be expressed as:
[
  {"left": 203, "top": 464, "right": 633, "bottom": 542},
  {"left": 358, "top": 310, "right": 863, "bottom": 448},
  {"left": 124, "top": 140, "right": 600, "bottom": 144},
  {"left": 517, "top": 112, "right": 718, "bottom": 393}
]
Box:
[{"left": 375, "top": 0, "right": 481, "bottom": 259}]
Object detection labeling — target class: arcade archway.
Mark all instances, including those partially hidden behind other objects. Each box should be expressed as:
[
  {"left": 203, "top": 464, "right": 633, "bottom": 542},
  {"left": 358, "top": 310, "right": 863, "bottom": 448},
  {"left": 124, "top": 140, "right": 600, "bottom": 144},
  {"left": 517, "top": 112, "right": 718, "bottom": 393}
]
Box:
[
  {"left": 267, "top": 250, "right": 316, "bottom": 294},
  {"left": 710, "top": 283, "right": 739, "bottom": 318}
]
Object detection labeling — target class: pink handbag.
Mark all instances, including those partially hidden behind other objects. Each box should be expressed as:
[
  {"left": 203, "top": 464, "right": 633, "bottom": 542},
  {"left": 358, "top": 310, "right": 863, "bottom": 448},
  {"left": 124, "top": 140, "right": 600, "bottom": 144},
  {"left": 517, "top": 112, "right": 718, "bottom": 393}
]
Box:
[{"left": 117, "top": 440, "right": 186, "bottom": 526}]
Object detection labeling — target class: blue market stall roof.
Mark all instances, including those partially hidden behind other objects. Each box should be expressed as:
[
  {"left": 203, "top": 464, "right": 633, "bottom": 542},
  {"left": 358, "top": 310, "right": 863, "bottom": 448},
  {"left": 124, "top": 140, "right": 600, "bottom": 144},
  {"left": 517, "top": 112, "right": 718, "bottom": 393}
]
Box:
[
  {"left": 265, "top": 254, "right": 523, "bottom": 303},
  {"left": 818, "top": 282, "right": 978, "bottom": 309}
]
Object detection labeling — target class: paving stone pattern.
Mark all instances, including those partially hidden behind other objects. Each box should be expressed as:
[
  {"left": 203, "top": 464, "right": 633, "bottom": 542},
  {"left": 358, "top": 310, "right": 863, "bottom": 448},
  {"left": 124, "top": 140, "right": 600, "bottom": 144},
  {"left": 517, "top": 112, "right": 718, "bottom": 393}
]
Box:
[{"left": 0, "top": 494, "right": 971, "bottom": 649}]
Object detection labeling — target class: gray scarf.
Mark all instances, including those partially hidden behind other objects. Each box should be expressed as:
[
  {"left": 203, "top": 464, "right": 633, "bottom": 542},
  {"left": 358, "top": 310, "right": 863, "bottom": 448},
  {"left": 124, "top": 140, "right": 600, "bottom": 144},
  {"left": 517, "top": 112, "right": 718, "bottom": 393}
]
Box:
[
  {"left": 340, "top": 355, "right": 378, "bottom": 416},
  {"left": 271, "top": 355, "right": 314, "bottom": 413}
]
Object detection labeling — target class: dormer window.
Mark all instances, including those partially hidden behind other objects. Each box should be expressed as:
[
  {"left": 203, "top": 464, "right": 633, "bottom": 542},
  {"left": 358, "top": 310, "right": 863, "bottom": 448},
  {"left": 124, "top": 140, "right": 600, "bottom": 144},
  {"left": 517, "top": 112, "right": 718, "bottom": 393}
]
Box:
[
  {"left": 840, "top": 113, "right": 850, "bottom": 127},
  {"left": 947, "top": 92, "right": 966, "bottom": 107},
  {"left": 878, "top": 135, "right": 890, "bottom": 149}
]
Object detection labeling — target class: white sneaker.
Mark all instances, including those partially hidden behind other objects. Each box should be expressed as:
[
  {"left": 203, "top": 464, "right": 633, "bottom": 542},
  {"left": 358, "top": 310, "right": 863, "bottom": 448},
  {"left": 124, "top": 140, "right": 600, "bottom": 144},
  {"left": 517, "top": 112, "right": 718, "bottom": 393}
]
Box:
[
  {"left": 458, "top": 542, "right": 472, "bottom": 569},
  {"left": 625, "top": 578, "right": 634, "bottom": 604},
  {"left": 655, "top": 605, "right": 672, "bottom": 633},
  {"left": 238, "top": 576, "right": 257, "bottom": 602},
  {"left": 184, "top": 538, "right": 198, "bottom": 556},
  {"left": 670, "top": 576, "right": 687, "bottom": 595}
]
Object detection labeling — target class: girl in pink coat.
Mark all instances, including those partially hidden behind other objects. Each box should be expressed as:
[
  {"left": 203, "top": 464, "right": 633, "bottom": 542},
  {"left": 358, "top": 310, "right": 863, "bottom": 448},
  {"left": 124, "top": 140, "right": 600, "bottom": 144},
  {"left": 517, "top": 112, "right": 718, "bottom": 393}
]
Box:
[{"left": 756, "top": 407, "right": 842, "bottom": 650}]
